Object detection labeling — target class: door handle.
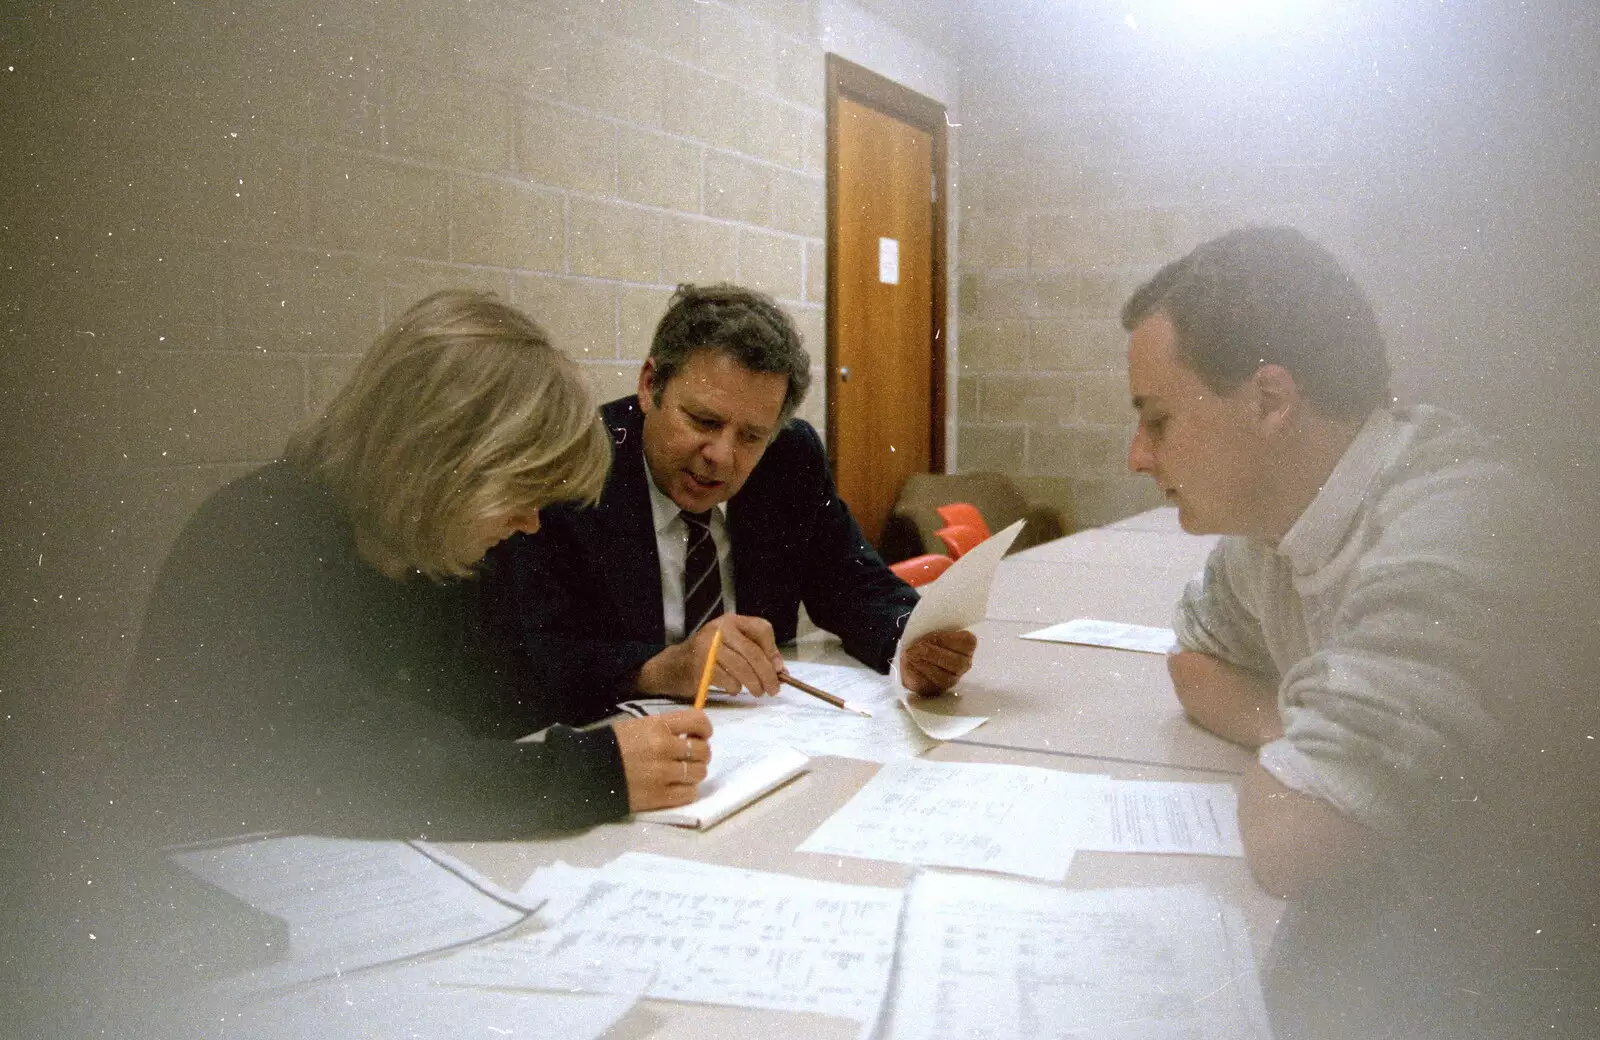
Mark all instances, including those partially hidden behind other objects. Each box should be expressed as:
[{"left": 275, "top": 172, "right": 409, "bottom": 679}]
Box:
[{"left": 838, "top": 366, "right": 851, "bottom": 383}]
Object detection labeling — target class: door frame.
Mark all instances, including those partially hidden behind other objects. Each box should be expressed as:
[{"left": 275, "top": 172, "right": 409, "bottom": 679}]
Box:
[{"left": 824, "top": 53, "right": 948, "bottom": 475}]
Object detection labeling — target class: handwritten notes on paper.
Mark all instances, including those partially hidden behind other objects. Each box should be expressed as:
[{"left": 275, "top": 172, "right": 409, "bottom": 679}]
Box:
[
  {"left": 437, "top": 853, "right": 902, "bottom": 1023},
  {"left": 1021, "top": 617, "right": 1178, "bottom": 654},
  {"left": 877, "top": 873, "right": 1272, "bottom": 1040},
  {"left": 169, "top": 836, "right": 526, "bottom": 991},
  {"left": 799, "top": 762, "right": 1243, "bottom": 880},
  {"left": 798, "top": 759, "right": 1090, "bottom": 881}
]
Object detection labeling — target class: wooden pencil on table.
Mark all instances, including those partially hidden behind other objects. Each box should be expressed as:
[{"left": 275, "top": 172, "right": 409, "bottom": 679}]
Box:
[{"left": 778, "top": 671, "right": 872, "bottom": 717}]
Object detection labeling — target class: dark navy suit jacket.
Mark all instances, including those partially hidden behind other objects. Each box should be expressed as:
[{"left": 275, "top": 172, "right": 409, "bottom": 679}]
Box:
[{"left": 482, "top": 395, "right": 918, "bottom": 718}]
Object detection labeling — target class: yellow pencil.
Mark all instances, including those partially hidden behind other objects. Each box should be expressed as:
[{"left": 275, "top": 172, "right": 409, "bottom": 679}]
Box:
[{"left": 693, "top": 628, "right": 723, "bottom": 710}]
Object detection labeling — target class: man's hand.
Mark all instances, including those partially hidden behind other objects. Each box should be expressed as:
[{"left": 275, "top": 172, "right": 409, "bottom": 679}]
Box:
[
  {"left": 635, "top": 613, "right": 785, "bottom": 699},
  {"left": 611, "top": 710, "right": 713, "bottom": 813},
  {"left": 899, "top": 629, "right": 978, "bottom": 696},
  {"left": 1167, "top": 650, "right": 1284, "bottom": 749}
]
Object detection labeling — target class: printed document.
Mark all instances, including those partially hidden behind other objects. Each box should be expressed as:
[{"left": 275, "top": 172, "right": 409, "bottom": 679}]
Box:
[
  {"left": 1021, "top": 617, "right": 1178, "bottom": 654},
  {"left": 875, "top": 872, "right": 1272, "bottom": 1040}
]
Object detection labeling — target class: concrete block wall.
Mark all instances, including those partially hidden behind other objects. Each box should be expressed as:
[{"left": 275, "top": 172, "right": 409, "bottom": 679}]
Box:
[
  {"left": 951, "top": 1, "right": 1600, "bottom": 528},
  {"left": 2, "top": 0, "right": 954, "bottom": 744}
]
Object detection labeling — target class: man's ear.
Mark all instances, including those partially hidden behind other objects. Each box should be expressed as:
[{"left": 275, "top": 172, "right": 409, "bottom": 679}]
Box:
[
  {"left": 1251, "top": 363, "right": 1300, "bottom": 433},
  {"left": 636, "top": 359, "right": 658, "bottom": 414}
]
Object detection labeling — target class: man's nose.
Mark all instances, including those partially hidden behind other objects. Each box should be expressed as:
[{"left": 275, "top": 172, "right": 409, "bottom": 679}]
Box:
[
  {"left": 1128, "top": 426, "right": 1153, "bottom": 475},
  {"left": 700, "top": 429, "right": 736, "bottom": 468}
]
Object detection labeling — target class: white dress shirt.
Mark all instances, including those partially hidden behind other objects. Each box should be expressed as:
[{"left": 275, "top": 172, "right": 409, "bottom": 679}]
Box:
[{"left": 645, "top": 474, "right": 737, "bottom": 644}]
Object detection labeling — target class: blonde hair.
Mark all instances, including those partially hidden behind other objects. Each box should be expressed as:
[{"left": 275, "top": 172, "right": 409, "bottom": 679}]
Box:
[{"left": 284, "top": 289, "right": 610, "bottom": 580}]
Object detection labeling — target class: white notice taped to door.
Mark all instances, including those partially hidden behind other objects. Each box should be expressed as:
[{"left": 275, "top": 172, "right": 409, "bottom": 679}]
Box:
[{"left": 878, "top": 237, "right": 900, "bottom": 284}]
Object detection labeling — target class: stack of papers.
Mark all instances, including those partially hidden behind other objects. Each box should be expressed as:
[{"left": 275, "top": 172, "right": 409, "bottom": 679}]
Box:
[
  {"left": 798, "top": 759, "right": 1242, "bottom": 881},
  {"left": 435, "top": 852, "right": 904, "bottom": 1023}
]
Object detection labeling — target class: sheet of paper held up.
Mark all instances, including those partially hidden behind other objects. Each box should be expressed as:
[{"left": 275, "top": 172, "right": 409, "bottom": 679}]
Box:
[
  {"left": 874, "top": 873, "right": 1272, "bottom": 1040},
  {"left": 798, "top": 758, "right": 1095, "bottom": 881},
  {"left": 435, "top": 852, "right": 902, "bottom": 1023},
  {"left": 169, "top": 835, "right": 527, "bottom": 992},
  {"left": 894, "top": 518, "right": 1025, "bottom": 740},
  {"left": 634, "top": 744, "right": 809, "bottom": 828},
  {"left": 227, "top": 961, "right": 639, "bottom": 1040},
  {"left": 1021, "top": 617, "right": 1177, "bottom": 654}
]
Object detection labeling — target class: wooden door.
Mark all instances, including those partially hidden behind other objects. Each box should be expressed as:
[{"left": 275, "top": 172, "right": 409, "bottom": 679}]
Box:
[{"left": 826, "top": 57, "right": 947, "bottom": 549}]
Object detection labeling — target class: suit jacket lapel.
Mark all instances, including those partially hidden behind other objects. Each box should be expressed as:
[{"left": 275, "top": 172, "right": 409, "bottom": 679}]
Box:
[{"left": 597, "top": 399, "right": 667, "bottom": 644}]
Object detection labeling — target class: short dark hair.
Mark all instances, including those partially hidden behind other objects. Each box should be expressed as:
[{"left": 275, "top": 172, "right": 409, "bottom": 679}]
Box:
[
  {"left": 1121, "top": 226, "right": 1391, "bottom": 419},
  {"left": 649, "top": 283, "right": 811, "bottom": 424}
]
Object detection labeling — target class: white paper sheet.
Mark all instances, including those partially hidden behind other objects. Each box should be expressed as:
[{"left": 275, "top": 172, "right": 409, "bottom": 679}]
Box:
[
  {"left": 891, "top": 519, "right": 1023, "bottom": 736},
  {"left": 169, "top": 836, "right": 526, "bottom": 991},
  {"left": 797, "top": 759, "right": 1096, "bottom": 881},
  {"left": 436, "top": 854, "right": 903, "bottom": 1022},
  {"left": 876, "top": 873, "right": 1272, "bottom": 1040},
  {"left": 1020, "top": 617, "right": 1178, "bottom": 654},
  {"left": 1071, "top": 778, "right": 1245, "bottom": 856},
  {"left": 634, "top": 745, "right": 809, "bottom": 828},
  {"left": 229, "top": 961, "right": 638, "bottom": 1040}
]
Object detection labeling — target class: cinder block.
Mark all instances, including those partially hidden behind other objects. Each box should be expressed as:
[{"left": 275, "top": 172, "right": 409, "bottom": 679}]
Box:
[
  {"left": 308, "top": 354, "right": 362, "bottom": 415},
  {"left": 119, "top": 351, "right": 307, "bottom": 466},
  {"left": 787, "top": 304, "right": 824, "bottom": 361},
  {"left": 379, "top": 260, "right": 517, "bottom": 325},
  {"left": 1031, "top": 271, "right": 1079, "bottom": 317},
  {"left": 737, "top": 227, "right": 803, "bottom": 301},
  {"left": 1075, "top": 422, "right": 1136, "bottom": 479},
  {"left": 1074, "top": 371, "right": 1131, "bottom": 424},
  {"left": 449, "top": 3, "right": 570, "bottom": 97},
  {"left": 704, "top": 151, "right": 773, "bottom": 225},
  {"left": 962, "top": 271, "right": 1035, "bottom": 320},
  {"left": 769, "top": 168, "right": 822, "bottom": 237},
  {"left": 566, "top": 36, "right": 666, "bottom": 128},
  {"left": 220, "top": 247, "right": 386, "bottom": 353},
  {"left": 961, "top": 212, "right": 1029, "bottom": 269},
  {"left": 800, "top": 110, "right": 826, "bottom": 176},
  {"left": 620, "top": 285, "right": 677, "bottom": 359},
  {"left": 804, "top": 238, "right": 825, "bottom": 303},
  {"left": 956, "top": 424, "right": 1026, "bottom": 472},
  {"left": 742, "top": 0, "right": 819, "bottom": 39},
  {"left": 310, "top": 152, "right": 450, "bottom": 259},
  {"left": 978, "top": 372, "right": 1075, "bottom": 425},
  {"left": 1024, "top": 426, "right": 1078, "bottom": 478},
  {"left": 599, "top": 0, "right": 700, "bottom": 63},
  {"left": 514, "top": 274, "right": 619, "bottom": 361},
  {"left": 696, "top": 4, "right": 777, "bottom": 94},
  {"left": 451, "top": 175, "right": 565, "bottom": 272},
  {"left": 662, "top": 216, "right": 740, "bottom": 286},
  {"left": 775, "top": 39, "right": 824, "bottom": 109},
  {"left": 619, "top": 127, "right": 702, "bottom": 212},
  {"left": 519, "top": 102, "right": 617, "bottom": 196},
  {"left": 956, "top": 373, "right": 978, "bottom": 421},
  {"left": 388, "top": 67, "right": 514, "bottom": 170},
  {"left": 1030, "top": 317, "right": 1127, "bottom": 373},
  {"left": 743, "top": 98, "right": 806, "bottom": 170},
  {"left": 960, "top": 321, "right": 1028, "bottom": 371},
  {"left": 568, "top": 198, "right": 662, "bottom": 282},
  {"left": 663, "top": 64, "right": 741, "bottom": 151},
  {"left": 581, "top": 360, "right": 644, "bottom": 405}
]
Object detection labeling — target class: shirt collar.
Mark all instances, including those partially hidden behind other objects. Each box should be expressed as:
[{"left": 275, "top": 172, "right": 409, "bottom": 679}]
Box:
[
  {"left": 644, "top": 469, "right": 726, "bottom": 535},
  {"left": 1277, "top": 407, "right": 1399, "bottom": 573}
]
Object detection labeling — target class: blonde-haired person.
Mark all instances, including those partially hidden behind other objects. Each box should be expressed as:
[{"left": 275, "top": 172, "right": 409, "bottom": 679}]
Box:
[{"left": 109, "top": 289, "right": 711, "bottom": 843}]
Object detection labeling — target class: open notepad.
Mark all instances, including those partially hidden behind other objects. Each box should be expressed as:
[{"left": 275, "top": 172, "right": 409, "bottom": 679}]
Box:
[{"left": 634, "top": 745, "right": 809, "bottom": 829}]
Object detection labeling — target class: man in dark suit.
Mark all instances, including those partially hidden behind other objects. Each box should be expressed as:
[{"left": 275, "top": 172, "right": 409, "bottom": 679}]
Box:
[{"left": 484, "top": 283, "right": 975, "bottom": 713}]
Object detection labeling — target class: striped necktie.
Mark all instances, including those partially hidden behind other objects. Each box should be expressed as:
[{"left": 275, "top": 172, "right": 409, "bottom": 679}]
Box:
[{"left": 681, "top": 509, "right": 725, "bottom": 637}]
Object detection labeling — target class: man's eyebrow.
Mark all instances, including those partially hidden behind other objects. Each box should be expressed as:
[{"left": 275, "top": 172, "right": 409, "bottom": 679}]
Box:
[{"left": 1131, "top": 394, "right": 1156, "bottom": 410}]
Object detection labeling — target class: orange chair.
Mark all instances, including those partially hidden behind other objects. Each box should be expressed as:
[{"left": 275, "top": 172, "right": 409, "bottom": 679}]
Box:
[
  {"left": 935, "top": 501, "right": 991, "bottom": 539},
  {"left": 935, "top": 523, "right": 985, "bottom": 560},
  {"left": 890, "top": 552, "right": 955, "bottom": 588}
]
